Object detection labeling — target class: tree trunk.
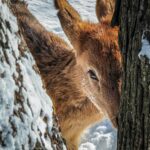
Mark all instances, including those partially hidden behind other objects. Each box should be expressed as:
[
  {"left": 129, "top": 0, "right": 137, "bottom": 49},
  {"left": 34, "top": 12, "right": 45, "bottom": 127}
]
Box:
[
  {"left": 0, "top": 0, "right": 66, "bottom": 149},
  {"left": 112, "top": 0, "right": 150, "bottom": 149}
]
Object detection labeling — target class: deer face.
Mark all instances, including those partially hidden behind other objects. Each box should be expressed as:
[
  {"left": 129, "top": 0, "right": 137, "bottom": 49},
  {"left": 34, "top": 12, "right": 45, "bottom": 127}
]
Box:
[
  {"left": 76, "top": 25, "right": 122, "bottom": 126},
  {"left": 55, "top": 0, "right": 122, "bottom": 127}
]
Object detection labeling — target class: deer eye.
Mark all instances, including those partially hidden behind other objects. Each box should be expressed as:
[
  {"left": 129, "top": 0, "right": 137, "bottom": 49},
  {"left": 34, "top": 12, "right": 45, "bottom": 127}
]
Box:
[{"left": 88, "top": 70, "right": 99, "bottom": 81}]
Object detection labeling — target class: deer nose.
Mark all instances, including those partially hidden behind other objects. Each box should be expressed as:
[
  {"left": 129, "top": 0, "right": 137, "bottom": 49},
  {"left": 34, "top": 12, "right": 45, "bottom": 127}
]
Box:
[
  {"left": 116, "top": 116, "right": 119, "bottom": 128},
  {"left": 111, "top": 116, "right": 119, "bottom": 129},
  {"left": 112, "top": 86, "right": 115, "bottom": 91}
]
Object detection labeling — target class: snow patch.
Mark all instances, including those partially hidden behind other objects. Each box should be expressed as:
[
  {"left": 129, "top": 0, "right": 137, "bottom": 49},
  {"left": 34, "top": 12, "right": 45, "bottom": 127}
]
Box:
[
  {"left": 79, "top": 119, "right": 117, "bottom": 150},
  {"left": 26, "top": 0, "right": 98, "bottom": 44},
  {"left": 139, "top": 32, "right": 150, "bottom": 62}
]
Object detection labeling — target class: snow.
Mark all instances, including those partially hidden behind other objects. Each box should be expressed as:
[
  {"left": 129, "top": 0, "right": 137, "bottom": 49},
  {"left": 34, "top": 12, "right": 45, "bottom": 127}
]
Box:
[
  {"left": 0, "top": 1, "right": 64, "bottom": 149},
  {"left": 24, "top": 0, "right": 117, "bottom": 150},
  {"left": 79, "top": 120, "right": 117, "bottom": 150},
  {"left": 138, "top": 32, "right": 150, "bottom": 62},
  {"left": 26, "top": 0, "right": 98, "bottom": 41}
]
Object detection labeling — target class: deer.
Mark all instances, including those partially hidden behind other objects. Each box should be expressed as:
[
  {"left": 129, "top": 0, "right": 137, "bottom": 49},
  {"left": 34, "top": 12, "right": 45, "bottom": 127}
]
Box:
[{"left": 12, "top": 0, "right": 122, "bottom": 149}]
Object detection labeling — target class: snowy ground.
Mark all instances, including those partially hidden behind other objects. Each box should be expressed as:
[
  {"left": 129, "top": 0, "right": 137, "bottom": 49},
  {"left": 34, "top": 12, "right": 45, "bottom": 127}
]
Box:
[{"left": 25, "top": 0, "right": 117, "bottom": 150}]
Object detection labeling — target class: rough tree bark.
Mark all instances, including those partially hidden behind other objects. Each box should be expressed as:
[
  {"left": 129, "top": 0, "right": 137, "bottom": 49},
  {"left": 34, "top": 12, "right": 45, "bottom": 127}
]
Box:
[
  {"left": 112, "top": 0, "right": 150, "bottom": 149},
  {"left": 0, "top": 0, "right": 66, "bottom": 149}
]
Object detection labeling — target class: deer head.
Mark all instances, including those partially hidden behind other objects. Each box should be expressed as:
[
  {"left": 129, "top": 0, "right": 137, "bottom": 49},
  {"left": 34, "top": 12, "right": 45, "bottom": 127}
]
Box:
[{"left": 55, "top": 0, "right": 122, "bottom": 127}]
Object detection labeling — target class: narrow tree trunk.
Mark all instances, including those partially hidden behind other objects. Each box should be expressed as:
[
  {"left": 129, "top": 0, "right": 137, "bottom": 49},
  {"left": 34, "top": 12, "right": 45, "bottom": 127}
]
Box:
[
  {"left": 0, "top": 1, "right": 66, "bottom": 149},
  {"left": 112, "top": 0, "right": 150, "bottom": 149}
]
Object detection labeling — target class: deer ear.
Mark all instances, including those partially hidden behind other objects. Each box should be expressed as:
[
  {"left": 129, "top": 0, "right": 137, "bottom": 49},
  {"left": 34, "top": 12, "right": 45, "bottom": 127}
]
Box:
[
  {"left": 96, "top": 0, "right": 115, "bottom": 23},
  {"left": 55, "top": 0, "right": 81, "bottom": 21},
  {"left": 55, "top": 0, "right": 84, "bottom": 52}
]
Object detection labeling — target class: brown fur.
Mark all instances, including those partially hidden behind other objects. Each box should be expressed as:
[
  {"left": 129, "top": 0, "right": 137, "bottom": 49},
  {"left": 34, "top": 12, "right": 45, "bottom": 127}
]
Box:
[
  {"left": 55, "top": 0, "right": 122, "bottom": 125},
  {"left": 96, "top": 0, "right": 116, "bottom": 22},
  {"left": 12, "top": 1, "right": 122, "bottom": 150}
]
